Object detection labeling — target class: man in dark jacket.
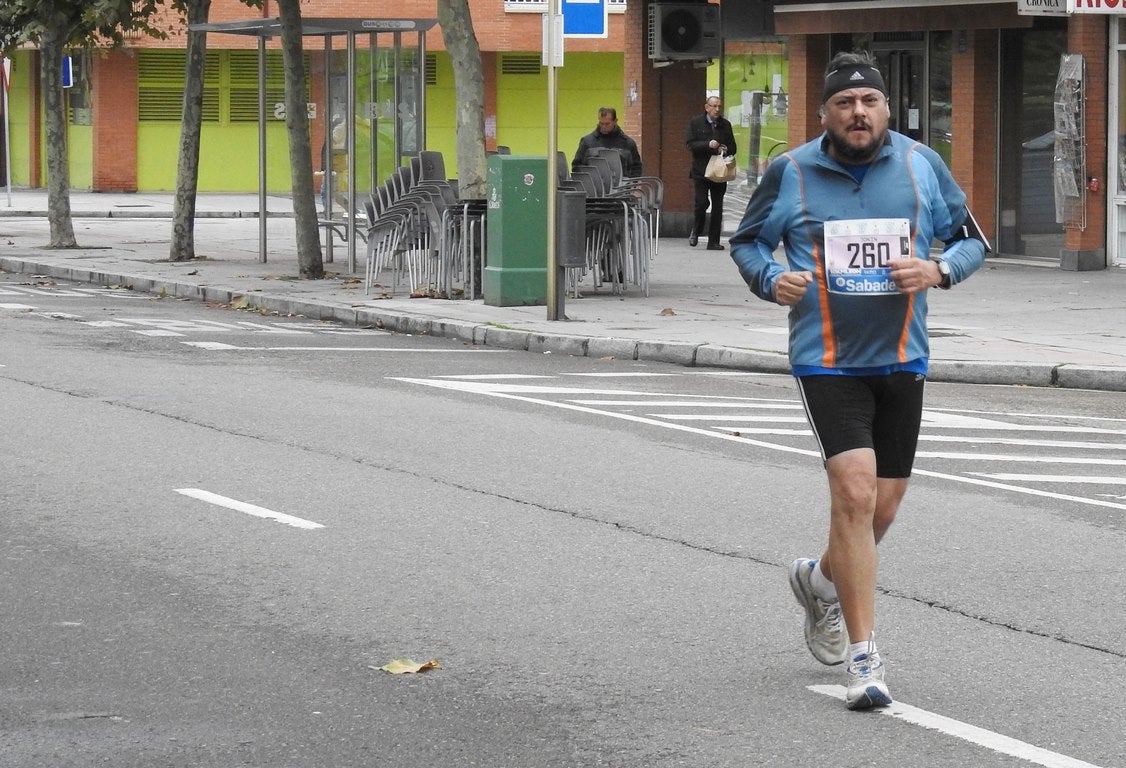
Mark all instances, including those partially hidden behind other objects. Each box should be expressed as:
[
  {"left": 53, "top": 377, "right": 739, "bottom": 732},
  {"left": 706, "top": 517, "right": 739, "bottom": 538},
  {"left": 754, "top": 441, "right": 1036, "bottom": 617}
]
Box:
[
  {"left": 686, "top": 96, "right": 737, "bottom": 250},
  {"left": 572, "top": 107, "right": 643, "bottom": 178}
]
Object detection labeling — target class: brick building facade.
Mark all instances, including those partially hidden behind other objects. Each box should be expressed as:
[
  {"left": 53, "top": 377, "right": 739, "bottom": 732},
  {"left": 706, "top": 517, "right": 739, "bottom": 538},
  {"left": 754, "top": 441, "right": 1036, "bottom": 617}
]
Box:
[{"left": 5, "top": 0, "right": 1124, "bottom": 265}]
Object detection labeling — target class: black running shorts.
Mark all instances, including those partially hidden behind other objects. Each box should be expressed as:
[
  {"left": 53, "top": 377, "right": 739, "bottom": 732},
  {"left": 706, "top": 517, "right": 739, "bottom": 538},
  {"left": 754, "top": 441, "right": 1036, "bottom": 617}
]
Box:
[{"left": 795, "top": 372, "right": 926, "bottom": 478}]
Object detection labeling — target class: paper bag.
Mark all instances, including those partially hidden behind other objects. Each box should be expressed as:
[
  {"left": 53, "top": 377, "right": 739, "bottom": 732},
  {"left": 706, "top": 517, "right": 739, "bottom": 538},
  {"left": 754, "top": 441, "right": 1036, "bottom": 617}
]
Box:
[{"left": 704, "top": 154, "right": 737, "bottom": 183}]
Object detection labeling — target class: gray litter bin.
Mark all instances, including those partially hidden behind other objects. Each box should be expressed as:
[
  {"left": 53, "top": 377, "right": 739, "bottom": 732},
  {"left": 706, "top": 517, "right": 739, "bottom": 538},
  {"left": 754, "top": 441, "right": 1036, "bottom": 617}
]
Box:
[{"left": 556, "top": 190, "right": 587, "bottom": 268}]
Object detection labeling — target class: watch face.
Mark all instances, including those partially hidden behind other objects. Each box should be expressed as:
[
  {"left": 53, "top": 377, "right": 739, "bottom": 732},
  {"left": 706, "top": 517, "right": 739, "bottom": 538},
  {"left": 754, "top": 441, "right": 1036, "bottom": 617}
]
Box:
[{"left": 936, "top": 259, "right": 950, "bottom": 275}]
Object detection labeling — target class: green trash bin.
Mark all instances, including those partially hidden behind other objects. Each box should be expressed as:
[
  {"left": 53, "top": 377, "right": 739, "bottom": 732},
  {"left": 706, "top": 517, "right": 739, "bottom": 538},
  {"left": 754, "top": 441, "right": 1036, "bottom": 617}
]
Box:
[{"left": 483, "top": 155, "right": 549, "bottom": 306}]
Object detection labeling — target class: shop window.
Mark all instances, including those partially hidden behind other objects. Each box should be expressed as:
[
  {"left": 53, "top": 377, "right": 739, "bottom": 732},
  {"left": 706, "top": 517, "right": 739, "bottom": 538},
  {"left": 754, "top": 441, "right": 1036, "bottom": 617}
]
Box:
[
  {"left": 722, "top": 41, "right": 789, "bottom": 186},
  {"left": 1118, "top": 20, "right": 1126, "bottom": 193},
  {"left": 929, "top": 32, "right": 951, "bottom": 167}
]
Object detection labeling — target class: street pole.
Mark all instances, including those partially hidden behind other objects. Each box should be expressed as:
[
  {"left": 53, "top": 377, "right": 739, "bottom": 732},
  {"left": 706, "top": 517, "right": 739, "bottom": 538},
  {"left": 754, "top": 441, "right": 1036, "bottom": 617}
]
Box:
[
  {"left": 2, "top": 57, "right": 12, "bottom": 207},
  {"left": 545, "top": 4, "right": 562, "bottom": 321}
]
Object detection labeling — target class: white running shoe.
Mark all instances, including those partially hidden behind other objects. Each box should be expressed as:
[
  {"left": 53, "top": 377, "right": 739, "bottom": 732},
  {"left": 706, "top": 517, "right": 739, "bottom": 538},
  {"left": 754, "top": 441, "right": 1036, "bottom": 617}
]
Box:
[
  {"left": 788, "top": 558, "right": 847, "bottom": 666},
  {"left": 845, "top": 649, "right": 892, "bottom": 710}
]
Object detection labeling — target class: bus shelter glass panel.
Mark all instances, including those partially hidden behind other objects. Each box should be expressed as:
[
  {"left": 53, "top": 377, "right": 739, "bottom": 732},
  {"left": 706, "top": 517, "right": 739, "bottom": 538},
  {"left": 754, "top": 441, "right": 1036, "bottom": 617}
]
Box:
[{"left": 357, "top": 32, "right": 425, "bottom": 191}]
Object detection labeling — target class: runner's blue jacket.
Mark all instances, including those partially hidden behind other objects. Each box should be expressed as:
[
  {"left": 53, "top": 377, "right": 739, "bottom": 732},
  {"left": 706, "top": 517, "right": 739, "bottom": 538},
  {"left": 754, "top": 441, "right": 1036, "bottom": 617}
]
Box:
[{"left": 729, "top": 130, "right": 986, "bottom": 375}]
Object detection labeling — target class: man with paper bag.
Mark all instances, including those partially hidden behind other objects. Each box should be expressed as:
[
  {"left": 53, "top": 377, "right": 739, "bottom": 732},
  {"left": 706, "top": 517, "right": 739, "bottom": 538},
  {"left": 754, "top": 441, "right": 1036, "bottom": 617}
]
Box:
[{"left": 686, "top": 96, "right": 737, "bottom": 250}]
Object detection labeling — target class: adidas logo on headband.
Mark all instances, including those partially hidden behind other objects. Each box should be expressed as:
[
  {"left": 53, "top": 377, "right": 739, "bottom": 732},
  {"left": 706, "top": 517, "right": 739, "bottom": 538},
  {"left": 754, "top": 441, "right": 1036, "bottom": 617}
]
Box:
[{"left": 821, "top": 65, "right": 889, "bottom": 103}]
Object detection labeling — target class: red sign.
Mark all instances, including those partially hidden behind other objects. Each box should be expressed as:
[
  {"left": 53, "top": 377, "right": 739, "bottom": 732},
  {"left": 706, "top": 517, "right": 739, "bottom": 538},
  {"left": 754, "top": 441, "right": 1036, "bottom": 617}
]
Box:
[{"left": 1068, "top": 0, "right": 1126, "bottom": 12}]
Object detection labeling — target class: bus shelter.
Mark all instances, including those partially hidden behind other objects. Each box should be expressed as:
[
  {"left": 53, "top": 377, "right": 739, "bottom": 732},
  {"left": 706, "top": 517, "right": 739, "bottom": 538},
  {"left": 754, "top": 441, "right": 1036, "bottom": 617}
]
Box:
[{"left": 193, "top": 17, "right": 437, "bottom": 271}]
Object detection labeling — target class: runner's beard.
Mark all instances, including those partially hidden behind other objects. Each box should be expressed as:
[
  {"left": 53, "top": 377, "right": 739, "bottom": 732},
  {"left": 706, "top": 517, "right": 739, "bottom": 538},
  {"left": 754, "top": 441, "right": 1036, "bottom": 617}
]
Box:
[{"left": 827, "top": 127, "right": 884, "bottom": 164}]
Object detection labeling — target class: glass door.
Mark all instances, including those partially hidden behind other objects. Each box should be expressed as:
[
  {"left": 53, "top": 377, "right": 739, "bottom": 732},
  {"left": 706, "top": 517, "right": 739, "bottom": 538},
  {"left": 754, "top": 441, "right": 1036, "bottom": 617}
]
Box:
[
  {"left": 874, "top": 45, "right": 927, "bottom": 143},
  {"left": 997, "top": 24, "right": 1066, "bottom": 259}
]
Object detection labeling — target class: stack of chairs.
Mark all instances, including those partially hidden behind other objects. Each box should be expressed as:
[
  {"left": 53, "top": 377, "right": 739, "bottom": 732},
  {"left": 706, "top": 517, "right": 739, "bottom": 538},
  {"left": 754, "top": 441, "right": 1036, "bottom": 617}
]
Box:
[
  {"left": 427, "top": 151, "right": 488, "bottom": 300},
  {"left": 364, "top": 150, "right": 490, "bottom": 300},
  {"left": 364, "top": 148, "right": 662, "bottom": 300},
  {"left": 364, "top": 152, "right": 460, "bottom": 297},
  {"left": 563, "top": 148, "right": 664, "bottom": 297}
]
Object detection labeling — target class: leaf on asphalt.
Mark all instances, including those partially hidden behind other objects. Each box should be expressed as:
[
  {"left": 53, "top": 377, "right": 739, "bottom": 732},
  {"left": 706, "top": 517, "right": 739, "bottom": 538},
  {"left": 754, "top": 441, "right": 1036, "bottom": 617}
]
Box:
[
  {"left": 659, "top": 307, "right": 676, "bottom": 316},
  {"left": 229, "top": 295, "right": 250, "bottom": 310},
  {"left": 377, "top": 658, "right": 441, "bottom": 675}
]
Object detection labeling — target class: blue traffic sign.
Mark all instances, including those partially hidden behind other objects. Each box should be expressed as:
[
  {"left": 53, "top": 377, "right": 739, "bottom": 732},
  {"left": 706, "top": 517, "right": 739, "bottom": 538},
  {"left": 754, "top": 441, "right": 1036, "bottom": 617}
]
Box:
[{"left": 562, "top": 0, "right": 607, "bottom": 38}]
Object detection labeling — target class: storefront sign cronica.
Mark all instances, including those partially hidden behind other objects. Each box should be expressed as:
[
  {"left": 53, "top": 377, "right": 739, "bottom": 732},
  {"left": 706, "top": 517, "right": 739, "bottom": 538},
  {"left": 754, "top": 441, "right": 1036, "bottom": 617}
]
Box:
[
  {"left": 1020, "top": 0, "right": 1066, "bottom": 14},
  {"left": 1068, "top": 0, "right": 1126, "bottom": 12}
]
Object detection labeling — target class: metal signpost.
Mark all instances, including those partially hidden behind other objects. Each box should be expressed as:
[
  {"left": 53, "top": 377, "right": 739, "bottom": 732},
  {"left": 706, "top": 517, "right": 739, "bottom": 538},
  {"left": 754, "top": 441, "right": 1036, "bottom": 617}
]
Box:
[{"left": 546, "top": 0, "right": 607, "bottom": 320}]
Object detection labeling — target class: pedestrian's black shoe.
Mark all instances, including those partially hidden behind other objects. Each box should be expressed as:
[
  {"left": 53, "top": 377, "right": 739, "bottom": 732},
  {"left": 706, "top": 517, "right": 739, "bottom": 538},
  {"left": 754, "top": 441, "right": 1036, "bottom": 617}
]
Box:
[
  {"left": 688, "top": 231, "right": 698, "bottom": 247},
  {"left": 706, "top": 243, "right": 725, "bottom": 251}
]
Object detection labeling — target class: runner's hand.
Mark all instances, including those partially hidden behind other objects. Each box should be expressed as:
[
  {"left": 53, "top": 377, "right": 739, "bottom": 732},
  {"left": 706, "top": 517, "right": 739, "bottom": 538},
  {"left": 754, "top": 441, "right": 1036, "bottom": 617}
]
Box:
[
  {"left": 774, "top": 271, "right": 813, "bottom": 305},
  {"left": 889, "top": 257, "right": 942, "bottom": 294}
]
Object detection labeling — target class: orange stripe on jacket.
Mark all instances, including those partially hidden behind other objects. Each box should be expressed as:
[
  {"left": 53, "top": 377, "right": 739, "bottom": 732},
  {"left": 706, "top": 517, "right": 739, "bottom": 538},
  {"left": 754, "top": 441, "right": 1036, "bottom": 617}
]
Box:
[
  {"left": 791, "top": 154, "right": 836, "bottom": 368},
  {"left": 895, "top": 143, "right": 925, "bottom": 362},
  {"left": 812, "top": 244, "right": 835, "bottom": 367}
]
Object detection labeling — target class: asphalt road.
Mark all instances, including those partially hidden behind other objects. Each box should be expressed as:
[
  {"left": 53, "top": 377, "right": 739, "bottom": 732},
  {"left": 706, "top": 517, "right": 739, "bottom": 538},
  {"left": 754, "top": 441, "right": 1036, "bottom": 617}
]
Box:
[{"left": 2, "top": 274, "right": 1123, "bottom": 767}]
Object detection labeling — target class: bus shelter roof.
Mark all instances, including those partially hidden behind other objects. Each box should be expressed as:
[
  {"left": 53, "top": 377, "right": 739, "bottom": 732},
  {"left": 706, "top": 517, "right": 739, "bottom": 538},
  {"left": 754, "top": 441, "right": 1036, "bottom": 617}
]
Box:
[{"left": 192, "top": 17, "right": 438, "bottom": 37}]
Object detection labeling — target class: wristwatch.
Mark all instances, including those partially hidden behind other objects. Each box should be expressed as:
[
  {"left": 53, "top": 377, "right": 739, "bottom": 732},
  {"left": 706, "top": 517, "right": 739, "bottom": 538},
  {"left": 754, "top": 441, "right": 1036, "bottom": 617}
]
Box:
[{"left": 931, "top": 257, "right": 951, "bottom": 289}]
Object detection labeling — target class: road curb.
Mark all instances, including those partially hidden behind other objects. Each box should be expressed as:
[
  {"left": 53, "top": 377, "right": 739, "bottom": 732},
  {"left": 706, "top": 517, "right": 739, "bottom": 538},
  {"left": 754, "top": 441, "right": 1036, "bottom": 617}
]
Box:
[
  {"left": 4, "top": 255, "right": 1126, "bottom": 391},
  {"left": 0, "top": 210, "right": 291, "bottom": 219}
]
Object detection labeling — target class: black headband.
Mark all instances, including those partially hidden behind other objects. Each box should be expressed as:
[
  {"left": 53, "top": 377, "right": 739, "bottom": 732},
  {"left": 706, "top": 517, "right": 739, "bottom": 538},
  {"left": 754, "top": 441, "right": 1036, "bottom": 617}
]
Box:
[{"left": 821, "top": 66, "right": 888, "bottom": 103}]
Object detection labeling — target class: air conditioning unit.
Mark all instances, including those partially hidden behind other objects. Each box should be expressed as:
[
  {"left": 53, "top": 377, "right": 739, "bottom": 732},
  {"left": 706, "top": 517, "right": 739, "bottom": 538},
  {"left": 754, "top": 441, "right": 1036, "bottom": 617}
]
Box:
[{"left": 648, "top": 3, "right": 721, "bottom": 61}]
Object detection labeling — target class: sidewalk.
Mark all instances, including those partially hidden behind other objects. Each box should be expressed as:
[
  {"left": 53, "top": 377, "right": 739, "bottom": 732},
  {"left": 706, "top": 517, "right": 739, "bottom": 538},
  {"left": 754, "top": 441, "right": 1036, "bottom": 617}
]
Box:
[{"left": 3, "top": 189, "right": 1126, "bottom": 391}]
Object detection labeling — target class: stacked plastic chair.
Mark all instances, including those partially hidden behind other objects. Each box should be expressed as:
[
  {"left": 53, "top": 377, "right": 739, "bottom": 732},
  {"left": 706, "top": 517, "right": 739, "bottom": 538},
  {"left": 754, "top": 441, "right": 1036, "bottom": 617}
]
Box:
[
  {"left": 562, "top": 147, "right": 664, "bottom": 297},
  {"left": 364, "top": 152, "right": 461, "bottom": 297}
]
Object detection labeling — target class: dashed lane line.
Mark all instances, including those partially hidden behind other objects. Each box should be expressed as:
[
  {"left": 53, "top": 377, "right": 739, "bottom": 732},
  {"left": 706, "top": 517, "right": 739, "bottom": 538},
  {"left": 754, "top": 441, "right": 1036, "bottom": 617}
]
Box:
[{"left": 174, "top": 488, "right": 324, "bottom": 530}]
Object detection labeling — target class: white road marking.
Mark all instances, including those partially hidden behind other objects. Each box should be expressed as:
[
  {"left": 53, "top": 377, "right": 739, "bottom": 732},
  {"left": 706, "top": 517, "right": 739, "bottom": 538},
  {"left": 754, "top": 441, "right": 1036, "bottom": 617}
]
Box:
[
  {"left": 132, "top": 329, "right": 185, "bottom": 337},
  {"left": 916, "top": 452, "right": 1126, "bottom": 466},
  {"left": 32, "top": 311, "right": 84, "bottom": 320},
  {"left": 739, "top": 326, "right": 788, "bottom": 335},
  {"left": 394, "top": 377, "right": 823, "bottom": 459},
  {"left": 971, "top": 474, "right": 1126, "bottom": 484},
  {"left": 1, "top": 286, "right": 91, "bottom": 296},
  {"left": 181, "top": 341, "right": 499, "bottom": 352},
  {"left": 228, "top": 321, "right": 313, "bottom": 334},
  {"left": 923, "top": 411, "right": 1126, "bottom": 435},
  {"left": 174, "top": 488, "right": 324, "bottom": 530},
  {"left": 183, "top": 341, "right": 242, "bottom": 350},
  {"left": 808, "top": 686, "right": 1105, "bottom": 768},
  {"left": 919, "top": 434, "right": 1126, "bottom": 450},
  {"left": 434, "top": 374, "right": 552, "bottom": 379},
  {"left": 563, "top": 372, "right": 678, "bottom": 377},
  {"left": 655, "top": 413, "right": 811, "bottom": 422},
  {"left": 0, "top": 303, "right": 37, "bottom": 310},
  {"left": 710, "top": 427, "right": 812, "bottom": 435},
  {"left": 929, "top": 406, "right": 1126, "bottom": 424},
  {"left": 396, "top": 377, "right": 1126, "bottom": 513},
  {"left": 568, "top": 399, "right": 802, "bottom": 407},
  {"left": 682, "top": 370, "right": 778, "bottom": 376}
]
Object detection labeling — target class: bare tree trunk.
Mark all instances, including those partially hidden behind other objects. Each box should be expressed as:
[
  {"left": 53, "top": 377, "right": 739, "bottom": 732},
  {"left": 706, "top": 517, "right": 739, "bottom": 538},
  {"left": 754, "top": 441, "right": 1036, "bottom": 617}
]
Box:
[
  {"left": 169, "top": 0, "right": 210, "bottom": 262},
  {"left": 277, "top": 0, "right": 323, "bottom": 278},
  {"left": 39, "top": 29, "right": 77, "bottom": 248},
  {"left": 436, "top": 0, "right": 487, "bottom": 199}
]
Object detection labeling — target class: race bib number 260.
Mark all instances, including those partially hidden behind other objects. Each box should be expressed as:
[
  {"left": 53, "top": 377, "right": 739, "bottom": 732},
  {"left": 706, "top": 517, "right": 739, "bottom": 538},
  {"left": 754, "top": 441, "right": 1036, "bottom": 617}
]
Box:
[{"left": 823, "top": 218, "right": 911, "bottom": 295}]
